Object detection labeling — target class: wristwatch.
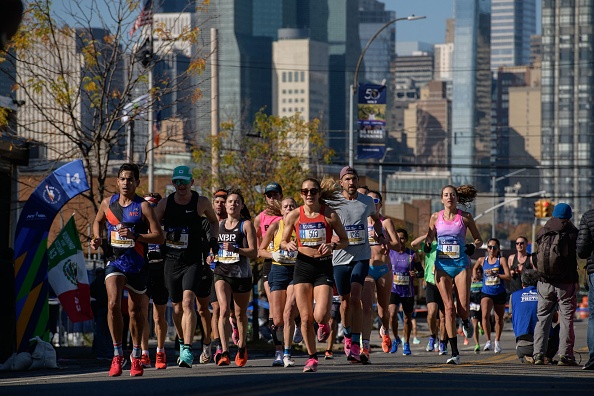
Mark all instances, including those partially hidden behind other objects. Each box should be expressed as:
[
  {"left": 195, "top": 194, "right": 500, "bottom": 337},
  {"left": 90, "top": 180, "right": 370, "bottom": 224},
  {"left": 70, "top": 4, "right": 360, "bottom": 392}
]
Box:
[{"left": 331, "top": 242, "right": 337, "bottom": 250}]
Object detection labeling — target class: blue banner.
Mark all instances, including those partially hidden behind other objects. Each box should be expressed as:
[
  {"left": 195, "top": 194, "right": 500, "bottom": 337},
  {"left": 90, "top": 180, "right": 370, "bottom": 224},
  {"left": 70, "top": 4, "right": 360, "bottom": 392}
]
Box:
[
  {"left": 357, "top": 83, "right": 387, "bottom": 159},
  {"left": 13, "top": 160, "right": 90, "bottom": 351}
]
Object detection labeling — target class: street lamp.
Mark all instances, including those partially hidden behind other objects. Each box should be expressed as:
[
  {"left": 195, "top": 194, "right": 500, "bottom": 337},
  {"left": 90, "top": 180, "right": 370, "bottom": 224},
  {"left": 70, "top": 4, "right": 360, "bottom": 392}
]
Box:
[
  {"left": 491, "top": 168, "right": 526, "bottom": 237},
  {"left": 348, "top": 14, "right": 426, "bottom": 167},
  {"left": 379, "top": 147, "right": 393, "bottom": 197}
]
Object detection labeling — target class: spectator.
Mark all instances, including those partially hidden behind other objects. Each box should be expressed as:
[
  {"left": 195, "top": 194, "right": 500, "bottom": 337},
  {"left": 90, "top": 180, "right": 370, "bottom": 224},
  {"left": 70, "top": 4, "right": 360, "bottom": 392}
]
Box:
[{"left": 576, "top": 205, "right": 594, "bottom": 370}]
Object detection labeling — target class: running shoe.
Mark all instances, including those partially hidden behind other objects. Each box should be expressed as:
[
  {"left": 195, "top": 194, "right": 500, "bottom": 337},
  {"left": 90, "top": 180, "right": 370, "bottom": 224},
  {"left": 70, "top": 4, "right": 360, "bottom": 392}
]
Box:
[
  {"left": 130, "top": 357, "right": 144, "bottom": 377},
  {"left": 402, "top": 342, "right": 412, "bottom": 356},
  {"left": 179, "top": 348, "right": 194, "bottom": 368},
  {"left": 462, "top": 320, "right": 474, "bottom": 339},
  {"left": 494, "top": 341, "right": 502, "bottom": 354},
  {"left": 483, "top": 340, "right": 492, "bottom": 352},
  {"left": 230, "top": 318, "right": 239, "bottom": 345},
  {"left": 217, "top": 351, "right": 230, "bottom": 366},
  {"left": 463, "top": 338, "right": 469, "bottom": 345},
  {"left": 324, "top": 350, "right": 334, "bottom": 360},
  {"left": 213, "top": 345, "right": 222, "bottom": 365},
  {"left": 235, "top": 347, "right": 248, "bottom": 367},
  {"left": 348, "top": 343, "right": 361, "bottom": 363},
  {"left": 317, "top": 323, "right": 331, "bottom": 343},
  {"left": 155, "top": 351, "right": 167, "bottom": 369},
  {"left": 438, "top": 341, "right": 447, "bottom": 356},
  {"left": 474, "top": 344, "right": 480, "bottom": 354},
  {"left": 533, "top": 353, "right": 544, "bottom": 365},
  {"left": 109, "top": 355, "right": 126, "bottom": 377},
  {"left": 446, "top": 355, "right": 460, "bottom": 365},
  {"left": 522, "top": 356, "right": 534, "bottom": 364},
  {"left": 413, "top": 337, "right": 421, "bottom": 345},
  {"left": 200, "top": 343, "right": 212, "bottom": 364},
  {"left": 140, "top": 353, "right": 151, "bottom": 368},
  {"left": 344, "top": 336, "right": 352, "bottom": 357},
  {"left": 284, "top": 354, "right": 296, "bottom": 367},
  {"left": 303, "top": 357, "right": 318, "bottom": 372},
  {"left": 390, "top": 337, "right": 401, "bottom": 354},
  {"left": 558, "top": 355, "right": 578, "bottom": 366},
  {"left": 426, "top": 336, "right": 436, "bottom": 352},
  {"left": 361, "top": 347, "right": 371, "bottom": 364},
  {"left": 272, "top": 350, "right": 284, "bottom": 367},
  {"left": 382, "top": 334, "right": 392, "bottom": 353},
  {"left": 293, "top": 326, "right": 303, "bottom": 343}
]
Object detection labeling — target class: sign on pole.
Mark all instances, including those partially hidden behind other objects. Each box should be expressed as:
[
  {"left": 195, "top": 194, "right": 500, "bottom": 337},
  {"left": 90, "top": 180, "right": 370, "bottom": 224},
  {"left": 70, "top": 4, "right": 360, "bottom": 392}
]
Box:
[{"left": 357, "top": 83, "right": 387, "bottom": 159}]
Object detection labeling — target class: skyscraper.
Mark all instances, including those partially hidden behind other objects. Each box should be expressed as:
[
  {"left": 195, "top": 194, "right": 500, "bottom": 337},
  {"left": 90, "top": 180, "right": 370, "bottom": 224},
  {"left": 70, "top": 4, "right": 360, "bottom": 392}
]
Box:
[
  {"left": 451, "top": 0, "right": 491, "bottom": 191},
  {"left": 541, "top": 1, "right": 594, "bottom": 217},
  {"left": 490, "top": 0, "right": 536, "bottom": 70},
  {"left": 358, "top": 0, "right": 395, "bottom": 85}
]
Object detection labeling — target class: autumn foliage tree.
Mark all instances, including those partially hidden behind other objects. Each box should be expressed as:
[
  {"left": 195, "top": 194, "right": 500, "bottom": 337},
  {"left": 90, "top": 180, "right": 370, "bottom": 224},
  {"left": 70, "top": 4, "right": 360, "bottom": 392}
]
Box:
[
  {"left": 0, "top": 0, "right": 212, "bottom": 230},
  {"left": 193, "top": 110, "right": 335, "bottom": 215}
]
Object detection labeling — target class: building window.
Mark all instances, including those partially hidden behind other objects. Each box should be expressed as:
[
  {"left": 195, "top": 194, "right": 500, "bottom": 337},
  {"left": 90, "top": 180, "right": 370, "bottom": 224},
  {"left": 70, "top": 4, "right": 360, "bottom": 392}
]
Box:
[
  {"left": 294, "top": 71, "right": 298, "bottom": 82},
  {"left": 282, "top": 72, "right": 286, "bottom": 83},
  {"left": 300, "top": 71, "right": 305, "bottom": 82},
  {"left": 288, "top": 73, "right": 292, "bottom": 82}
]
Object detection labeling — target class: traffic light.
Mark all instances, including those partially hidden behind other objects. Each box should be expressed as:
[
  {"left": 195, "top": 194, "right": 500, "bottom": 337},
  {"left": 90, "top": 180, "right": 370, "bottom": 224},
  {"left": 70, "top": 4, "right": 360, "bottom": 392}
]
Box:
[
  {"left": 543, "top": 200, "right": 555, "bottom": 217},
  {"left": 534, "top": 199, "right": 544, "bottom": 218}
]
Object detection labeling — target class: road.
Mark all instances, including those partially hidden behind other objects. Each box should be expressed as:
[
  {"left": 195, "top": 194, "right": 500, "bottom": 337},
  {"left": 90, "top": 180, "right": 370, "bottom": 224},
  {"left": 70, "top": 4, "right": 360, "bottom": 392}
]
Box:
[{"left": 2, "top": 319, "right": 594, "bottom": 396}]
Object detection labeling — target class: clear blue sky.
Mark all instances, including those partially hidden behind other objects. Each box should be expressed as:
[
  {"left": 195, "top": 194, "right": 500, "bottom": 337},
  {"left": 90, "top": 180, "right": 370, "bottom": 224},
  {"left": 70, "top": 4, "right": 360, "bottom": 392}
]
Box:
[{"left": 382, "top": 0, "right": 541, "bottom": 44}]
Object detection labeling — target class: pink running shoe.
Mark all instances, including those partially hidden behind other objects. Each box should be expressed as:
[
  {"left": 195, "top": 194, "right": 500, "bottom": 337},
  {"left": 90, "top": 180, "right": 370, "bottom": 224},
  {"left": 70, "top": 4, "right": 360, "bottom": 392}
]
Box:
[
  {"left": 303, "top": 357, "right": 318, "bottom": 372},
  {"left": 344, "top": 336, "right": 352, "bottom": 357},
  {"left": 317, "top": 323, "right": 330, "bottom": 343},
  {"left": 348, "top": 343, "right": 361, "bottom": 363}
]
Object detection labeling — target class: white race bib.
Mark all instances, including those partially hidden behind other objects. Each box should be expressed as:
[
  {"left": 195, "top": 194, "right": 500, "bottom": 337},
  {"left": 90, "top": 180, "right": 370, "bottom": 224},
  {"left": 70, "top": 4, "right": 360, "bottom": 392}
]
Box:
[
  {"left": 217, "top": 247, "right": 240, "bottom": 264},
  {"left": 165, "top": 226, "right": 189, "bottom": 249},
  {"left": 110, "top": 224, "right": 135, "bottom": 248},
  {"left": 438, "top": 240, "right": 460, "bottom": 259},
  {"left": 299, "top": 222, "right": 326, "bottom": 246},
  {"left": 393, "top": 272, "right": 410, "bottom": 286},
  {"left": 345, "top": 224, "right": 365, "bottom": 246},
  {"left": 368, "top": 224, "right": 378, "bottom": 246}
]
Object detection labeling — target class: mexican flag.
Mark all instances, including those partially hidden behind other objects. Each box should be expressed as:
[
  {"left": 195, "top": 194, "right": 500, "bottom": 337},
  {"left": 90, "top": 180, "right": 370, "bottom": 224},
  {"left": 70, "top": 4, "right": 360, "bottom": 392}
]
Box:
[{"left": 48, "top": 217, "right": 93, "bottom": 322}]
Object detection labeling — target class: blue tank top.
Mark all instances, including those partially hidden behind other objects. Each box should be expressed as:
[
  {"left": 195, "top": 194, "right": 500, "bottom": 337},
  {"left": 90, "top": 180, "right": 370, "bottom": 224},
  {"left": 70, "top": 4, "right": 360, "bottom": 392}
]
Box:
[
  {"left": 481, "top": 256, "right": 506, "bottom": 296},
  {"left": 106, "top": 194, "right": 148, "bottom": 273}
]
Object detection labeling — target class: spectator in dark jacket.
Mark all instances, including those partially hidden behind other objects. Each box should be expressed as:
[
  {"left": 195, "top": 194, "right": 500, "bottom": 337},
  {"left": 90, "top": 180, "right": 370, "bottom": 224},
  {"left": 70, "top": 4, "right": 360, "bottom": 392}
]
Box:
[
  {"left": 532, "top": 203, "right": 578, "bottom": 366},
  {"left": 576, "top": 207, "right": 594, "bottom": 370}
]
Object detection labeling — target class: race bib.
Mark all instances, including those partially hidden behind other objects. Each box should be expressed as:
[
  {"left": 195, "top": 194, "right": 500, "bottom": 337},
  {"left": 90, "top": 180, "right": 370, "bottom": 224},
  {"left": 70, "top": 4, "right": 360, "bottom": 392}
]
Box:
[
  {"left": 368, "top": 224, "right": 378, "bottom": 246},
  {"left": 299, "top": 222, "right": 326, "bottom": 246},
  {"left": 345, "top": 224, "right": 365, "bottom": 246},
  {"left": 217, "top": 246, "right": 240, "bottom": 264},
  {"left": 438, "top": 238, "right": 460, "bottom": 259},
  {"left": 470, "top": 302, "right": 481, "bottom": 311},
  {"left": 485, "top": 269, "right": 500, "bottom": 287},
  {"left": 165, "top": 226, "right": 189, "bottom": 249},
  {"left": 393, "top": 272, "right": 410, "bottom": 286},
  {"left": 276, "top": 249, "right": 297, "bottom": 264},
  {"left": 110, "top": 224, "right": 135, "bottom": 249}
]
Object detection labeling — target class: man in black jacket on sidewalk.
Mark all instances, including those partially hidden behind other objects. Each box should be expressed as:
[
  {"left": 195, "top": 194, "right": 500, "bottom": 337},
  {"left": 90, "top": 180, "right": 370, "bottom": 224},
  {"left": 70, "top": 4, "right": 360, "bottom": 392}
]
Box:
[
  {"left": 532, "top": 203, "right": 579, "bottom": 366},
  {"left": 576, "top": 206, "right": 594, "bottom": 370}
]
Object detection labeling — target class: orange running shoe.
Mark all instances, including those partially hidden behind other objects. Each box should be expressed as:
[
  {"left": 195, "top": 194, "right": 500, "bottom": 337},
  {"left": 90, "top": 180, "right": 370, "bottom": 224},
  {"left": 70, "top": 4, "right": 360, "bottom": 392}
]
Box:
[
  {"left": 235, "top": 347, "right": 248, "bottom": 367},
  {"left": 382, "top": 334, "right": 392, "bottom": 353},
  {"left": 155, "top": 351, "right": 167, "bottom": 369},
  {"left": 140, "top": 353, "right": 151, "bottom": 368},
  {"left": 109, "top": 355, "right": 126, "bottom": 377},
  {"left": 217, "top": 351, "right": 230, "bottom": 366},
  {"left": 130, "top": 357, "right": 144, "bottom": 377}
]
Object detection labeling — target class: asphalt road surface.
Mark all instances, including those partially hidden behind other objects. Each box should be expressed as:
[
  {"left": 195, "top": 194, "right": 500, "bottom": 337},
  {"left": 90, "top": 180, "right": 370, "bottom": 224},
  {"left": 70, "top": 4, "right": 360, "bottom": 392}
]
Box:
[{"left": 2, "top": 319, "right": 594, "bottom": 396}]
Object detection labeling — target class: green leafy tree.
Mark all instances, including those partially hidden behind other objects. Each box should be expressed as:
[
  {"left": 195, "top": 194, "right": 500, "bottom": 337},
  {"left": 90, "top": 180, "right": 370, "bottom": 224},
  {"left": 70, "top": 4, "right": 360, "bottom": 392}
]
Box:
[{"left": 193, "top": 110, "right": 334, "bottom": 214}]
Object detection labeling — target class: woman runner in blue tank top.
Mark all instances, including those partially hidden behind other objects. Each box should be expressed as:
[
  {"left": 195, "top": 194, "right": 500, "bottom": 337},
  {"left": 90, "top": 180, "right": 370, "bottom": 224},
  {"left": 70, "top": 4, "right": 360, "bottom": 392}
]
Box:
[{"left": 472, "top": 238, "right": 511, "bottom": 354}]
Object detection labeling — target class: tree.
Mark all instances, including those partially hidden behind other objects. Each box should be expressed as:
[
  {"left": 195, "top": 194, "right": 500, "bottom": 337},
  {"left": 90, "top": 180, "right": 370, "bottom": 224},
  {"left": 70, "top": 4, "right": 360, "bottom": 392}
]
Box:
[
  {"left": 192, "top": 110, "right": 334, "bottom": 215},
  {"left": 0, "top": 0, "right": 213, "bottom": 233}
]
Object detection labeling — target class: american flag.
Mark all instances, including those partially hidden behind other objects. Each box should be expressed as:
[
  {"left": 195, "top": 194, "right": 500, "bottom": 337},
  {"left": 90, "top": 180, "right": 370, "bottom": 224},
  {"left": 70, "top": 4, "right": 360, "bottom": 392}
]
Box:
[{"left": 129, "top": 0, "right": 153, "bottom": 37}]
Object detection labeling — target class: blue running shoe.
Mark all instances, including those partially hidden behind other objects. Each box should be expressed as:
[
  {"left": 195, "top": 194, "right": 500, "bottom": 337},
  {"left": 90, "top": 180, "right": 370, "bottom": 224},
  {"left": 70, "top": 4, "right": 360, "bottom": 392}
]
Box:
[
  {"left": 426, "top": 336, "right": 436, "bottom": 352},
  {"left": 403, "top": 342, "right": 412, "bottom": 356},
  {"left": 390, "top": 337, "right": 401, "bottom": 354},
  {"left": 179, "top": 347, "right": 194, "bottom": 368},
  {"left": 438, "top": 341, "right": 447, "bottom": 356}
]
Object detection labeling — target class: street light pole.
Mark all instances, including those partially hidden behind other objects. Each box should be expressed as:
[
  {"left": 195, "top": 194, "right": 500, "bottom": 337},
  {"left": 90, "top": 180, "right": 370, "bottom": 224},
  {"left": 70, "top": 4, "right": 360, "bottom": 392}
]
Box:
[
  {"left": 349, "top": 15, "right": 426, "bottom": 167},
  {"left": 379, "top": 147, "right": 393, "bottom": 197},
  {"left": 490, "top": 168, "right": 526, "bottom": 237}
]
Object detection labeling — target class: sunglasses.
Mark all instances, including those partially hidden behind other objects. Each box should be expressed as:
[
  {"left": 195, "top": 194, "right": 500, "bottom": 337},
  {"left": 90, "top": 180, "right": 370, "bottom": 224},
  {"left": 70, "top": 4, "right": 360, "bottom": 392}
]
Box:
[
  {"left": 516, "top": 241, "right": 525, "bottom": 245},
  {"left": 173, "top": 179, "right": 191, "bottom": 186},
  {"left": 265, "top": 192, "right": 280, "bottom": 198},
  {"left": 373, "top": 198, "right": 381, "bottom": 204},
  {"left": 487, "top": 245, "right": 499, "bottom": 250},
  {"left": 300, "top": 188, "right": 319, "bottom": 196}
]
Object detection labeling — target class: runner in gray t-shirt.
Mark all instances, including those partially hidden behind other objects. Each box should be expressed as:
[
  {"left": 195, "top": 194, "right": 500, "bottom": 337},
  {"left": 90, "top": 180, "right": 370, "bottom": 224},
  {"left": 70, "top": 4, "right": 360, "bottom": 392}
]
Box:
[{"left": 330, "top": 166, "right": 388, "bottom": 364}]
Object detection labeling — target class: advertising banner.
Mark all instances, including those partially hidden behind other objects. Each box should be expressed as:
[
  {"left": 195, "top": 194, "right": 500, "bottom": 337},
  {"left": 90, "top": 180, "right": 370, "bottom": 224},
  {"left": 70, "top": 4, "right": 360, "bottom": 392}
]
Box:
[
  {"left": 14, "top": 159, "right": 90, "bottom": 351},
  {"left": 357, "top": 83, "right": 387, "bottom": 159}
]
